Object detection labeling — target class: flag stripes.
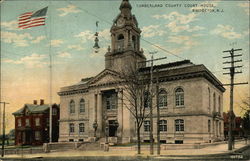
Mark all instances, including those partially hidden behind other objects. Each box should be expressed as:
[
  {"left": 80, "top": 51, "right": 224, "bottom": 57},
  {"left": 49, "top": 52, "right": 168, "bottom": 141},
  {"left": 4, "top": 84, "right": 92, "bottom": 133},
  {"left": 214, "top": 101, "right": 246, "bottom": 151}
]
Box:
[{"left": 18, "top": 7, "right": 47, "bottom": 29}]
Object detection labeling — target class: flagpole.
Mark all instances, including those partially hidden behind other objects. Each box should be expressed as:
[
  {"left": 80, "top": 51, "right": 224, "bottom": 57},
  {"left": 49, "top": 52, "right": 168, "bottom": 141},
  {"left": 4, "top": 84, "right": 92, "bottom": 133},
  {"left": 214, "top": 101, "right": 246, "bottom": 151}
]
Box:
[{"left": 49, "top": 3, "right": 53, "bottom": 143}]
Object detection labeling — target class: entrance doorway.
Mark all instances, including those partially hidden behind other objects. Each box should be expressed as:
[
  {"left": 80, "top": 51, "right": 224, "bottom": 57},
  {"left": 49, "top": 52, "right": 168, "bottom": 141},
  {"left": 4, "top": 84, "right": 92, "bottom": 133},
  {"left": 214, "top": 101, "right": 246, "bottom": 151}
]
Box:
[{"left": 108, "top": 120, "right": 118, "bottom": 137}]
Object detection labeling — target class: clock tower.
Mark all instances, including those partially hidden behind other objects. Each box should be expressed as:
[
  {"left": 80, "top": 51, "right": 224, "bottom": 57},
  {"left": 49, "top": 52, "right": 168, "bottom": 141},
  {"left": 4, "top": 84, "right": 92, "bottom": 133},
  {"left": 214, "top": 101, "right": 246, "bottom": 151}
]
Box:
[{"left": 105, "top": 0, "right": 146, "bottom": 72}]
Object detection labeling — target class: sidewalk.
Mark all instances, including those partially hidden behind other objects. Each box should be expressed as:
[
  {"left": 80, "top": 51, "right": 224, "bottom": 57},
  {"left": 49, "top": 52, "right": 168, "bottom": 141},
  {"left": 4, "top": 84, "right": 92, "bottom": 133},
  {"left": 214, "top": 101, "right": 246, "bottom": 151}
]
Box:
[{"left": 2, "top": 140, "right": 249, "bottom": 159}]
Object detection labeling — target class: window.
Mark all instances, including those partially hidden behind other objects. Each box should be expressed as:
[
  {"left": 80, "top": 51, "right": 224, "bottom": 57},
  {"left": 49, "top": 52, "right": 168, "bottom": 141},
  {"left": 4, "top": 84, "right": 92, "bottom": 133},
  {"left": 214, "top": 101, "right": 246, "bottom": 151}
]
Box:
[
  {"left": 25, "top": 118, "right": 30, "bottom": 126},
  {"left": 175, "top": 88, "right": 184, "bottom": 106},
  {"left": 69, "top": 100, "right": 75, "bottom": 114},
  {"left": 52, "top": 108, "right": 57, "bottom": 115},
  {"left": 35, "top": 118, "right": 40, "bottom": 126},
  {"left": 159, "top": 90, "right": 167, "bottom": 108},
  {"left": 79, "top": 99, "right": 85, "bottom": 113},
  {"left": 159, "top": 120, "right": 167, "bottom": 132},
  {"left": 117, "top": 34, "right": 124, "bottom": 51},
  {"left": 69, "top": 123, "right": 74, "bottom": 133},
  {"left": 17, "top": 119, "right": 21, "bottom": 127},
  {"left": 79, "top": 123, "right": 85, "bottom": 133},
  {"left": 208, "top": 120, "right": 211, "bottom": 133},
  {"left": 175, "top": 119, "right": 184, "bottom": 132},
  {"left": 35, "top": 131, "right": 41, "bottom": 140},
  {"left": 106, "top": 94, "right": 116, "bottom": 110},
  {"left": 144, "top": 120, "right": 150, "bottom": 132},
  {"left": 175, "top": 140, "right": 183, "bottom": 144},
  {"left": 144, "top": 91, "right": 151, "bottom": 108}
]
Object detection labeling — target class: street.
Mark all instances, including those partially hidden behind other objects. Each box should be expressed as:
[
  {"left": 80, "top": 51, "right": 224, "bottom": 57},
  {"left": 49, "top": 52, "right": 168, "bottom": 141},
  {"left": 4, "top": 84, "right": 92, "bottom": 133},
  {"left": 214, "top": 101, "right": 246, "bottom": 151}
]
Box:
[{"left": 1, "top": 145, "right": 250, "bottom": 161}]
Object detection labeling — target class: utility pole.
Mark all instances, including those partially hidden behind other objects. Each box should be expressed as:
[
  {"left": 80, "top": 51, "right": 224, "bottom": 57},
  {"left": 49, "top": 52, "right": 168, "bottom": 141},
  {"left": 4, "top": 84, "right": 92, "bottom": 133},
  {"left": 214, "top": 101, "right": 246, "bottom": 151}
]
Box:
[
  {"left": 149, "top": 51, "right": 157, "bottom": 155},
  {"left": 156, "top": 68, "right": 160, "bottom": 155},
  {"left": 141, "top": 52, "right": 166, "bottom": 155},
  {"left": 222, "top": 48, "right": 248, "bottom": 150},
  {"left": 0, "top": 101, "right": 9, "bottom": 157}
]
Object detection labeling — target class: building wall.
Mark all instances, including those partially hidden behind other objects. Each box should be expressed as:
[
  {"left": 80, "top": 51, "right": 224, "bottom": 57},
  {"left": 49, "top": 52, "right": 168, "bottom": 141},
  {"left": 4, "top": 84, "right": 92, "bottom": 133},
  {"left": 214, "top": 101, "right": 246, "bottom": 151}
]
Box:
[
  {"left": 59, "top": 76, "right": 224, "bottom": 144},
  {"left": 14, "top": 105, "right": 59, "bottom": 145}
]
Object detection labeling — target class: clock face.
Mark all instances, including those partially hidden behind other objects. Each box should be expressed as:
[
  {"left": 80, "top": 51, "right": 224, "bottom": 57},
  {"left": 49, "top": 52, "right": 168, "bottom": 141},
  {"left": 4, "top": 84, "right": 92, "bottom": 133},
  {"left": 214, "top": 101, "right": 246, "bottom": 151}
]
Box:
[{"left": 117, "top": 18, "right": 124, "bottom": 27}]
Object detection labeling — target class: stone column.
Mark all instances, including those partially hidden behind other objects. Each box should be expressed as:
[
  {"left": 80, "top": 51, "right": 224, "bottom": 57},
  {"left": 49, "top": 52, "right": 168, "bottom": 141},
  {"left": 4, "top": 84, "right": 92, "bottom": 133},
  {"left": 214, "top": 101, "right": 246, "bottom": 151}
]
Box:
[
  {"left": 97, "top": 92, "right": 103, "bottom": 137},
  {"left": 117, "top": 89, "right": 123, "bottom": 139}
]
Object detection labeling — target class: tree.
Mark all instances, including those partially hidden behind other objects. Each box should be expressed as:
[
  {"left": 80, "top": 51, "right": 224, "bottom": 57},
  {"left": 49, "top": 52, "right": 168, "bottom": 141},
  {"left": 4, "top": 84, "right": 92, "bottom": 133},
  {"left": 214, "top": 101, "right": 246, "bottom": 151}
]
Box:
[
  {"left": 240, "top": 97, "right": 250, "bottom": 136},
  {"left": 118, "top": 64, "right": 151, "bottom": 154}
]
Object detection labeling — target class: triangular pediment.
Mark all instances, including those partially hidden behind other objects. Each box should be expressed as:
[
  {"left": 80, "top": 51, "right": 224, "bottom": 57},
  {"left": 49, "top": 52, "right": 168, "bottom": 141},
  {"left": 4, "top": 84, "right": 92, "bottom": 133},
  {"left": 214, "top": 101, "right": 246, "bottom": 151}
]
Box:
[{"left": 88, "top": 69, "right": 122, "bottom": 86}]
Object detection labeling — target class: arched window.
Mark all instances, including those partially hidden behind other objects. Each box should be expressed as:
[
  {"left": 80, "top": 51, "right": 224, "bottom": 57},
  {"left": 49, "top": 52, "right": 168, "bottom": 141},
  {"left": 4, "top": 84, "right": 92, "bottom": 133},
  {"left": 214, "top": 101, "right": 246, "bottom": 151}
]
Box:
[
  {"left": 213, "top": 93, "right": 216, "bottom": 112},
  {"left": 69, "top": 123, "right": 74, "bottom": 133},
  {"left": 175, "top": 88, "right": 184, "bottom": 106},
  {"left": 159, "top": 89, "right": 167, "bottom": 108},
  {"left": 175, "top": 119, "right": 184, "bottom": 132},
  {"left": 208, "top": 88, "right": 211, "bottom": 112},
  {"left": 79, "top": 123, "right": 85, "bottom": 133},
  {"left": 117, "top": 34, "right": 124, "bottom": 40},
  {"left": 117, "top": 34, "right": 124, "bottom": 51},
  {"left": 79, "top": 99, "right": 85, "bottom": 113},
  {"left": 159, "top": 120, "right": 167, "bottom": 132},
  {"left": 69, "top": 100, "right": 75, "bottom": 114}
]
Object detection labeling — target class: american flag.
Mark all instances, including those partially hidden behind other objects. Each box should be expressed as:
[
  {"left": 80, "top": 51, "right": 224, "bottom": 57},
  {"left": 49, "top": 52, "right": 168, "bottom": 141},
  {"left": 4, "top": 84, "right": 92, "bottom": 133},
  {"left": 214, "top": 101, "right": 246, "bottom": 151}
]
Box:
[{"left": 18, "top": 7, "right": 48, "bottom": 29}]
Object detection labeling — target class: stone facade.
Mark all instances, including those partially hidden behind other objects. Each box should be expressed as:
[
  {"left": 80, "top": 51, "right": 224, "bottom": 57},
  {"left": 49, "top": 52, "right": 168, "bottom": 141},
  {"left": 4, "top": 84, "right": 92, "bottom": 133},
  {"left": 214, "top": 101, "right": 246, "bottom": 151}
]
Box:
[{"left": 58, "top": 0, "right": 225, "bottom": 144}]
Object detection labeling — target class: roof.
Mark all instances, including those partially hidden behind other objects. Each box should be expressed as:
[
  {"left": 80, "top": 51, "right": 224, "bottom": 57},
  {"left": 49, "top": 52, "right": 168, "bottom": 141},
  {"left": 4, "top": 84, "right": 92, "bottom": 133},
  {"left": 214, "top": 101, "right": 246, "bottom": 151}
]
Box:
[
  {"left": 58, "top": 60, "right": 225, "bottom": 95},
  {"left": 13, "top": 104, "right": 50, "bottom": 115}
]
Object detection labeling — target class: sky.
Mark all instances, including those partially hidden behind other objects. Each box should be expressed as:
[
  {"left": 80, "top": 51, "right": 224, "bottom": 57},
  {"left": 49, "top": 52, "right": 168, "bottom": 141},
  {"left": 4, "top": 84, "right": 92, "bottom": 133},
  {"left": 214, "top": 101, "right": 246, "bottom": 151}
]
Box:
[{"left": 0, "top": 0, "right": 249, "bottom": 132}]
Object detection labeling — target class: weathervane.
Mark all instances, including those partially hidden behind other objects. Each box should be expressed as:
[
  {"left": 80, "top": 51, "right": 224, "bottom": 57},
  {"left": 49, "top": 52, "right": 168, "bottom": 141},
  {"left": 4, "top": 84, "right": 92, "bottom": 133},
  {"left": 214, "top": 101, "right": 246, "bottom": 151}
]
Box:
[{"left": 93, "top": 21, "right": 100, "bottom": 53}]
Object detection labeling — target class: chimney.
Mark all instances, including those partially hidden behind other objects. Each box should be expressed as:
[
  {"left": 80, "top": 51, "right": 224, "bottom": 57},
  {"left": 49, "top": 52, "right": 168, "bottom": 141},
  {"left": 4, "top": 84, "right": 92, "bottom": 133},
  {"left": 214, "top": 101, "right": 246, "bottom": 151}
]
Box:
[
  {"left": 40, "top": 99, "right": 44, "bottom": 105},
  {"left": 33, "top": 100, "right": 37, "bottom": 105}
]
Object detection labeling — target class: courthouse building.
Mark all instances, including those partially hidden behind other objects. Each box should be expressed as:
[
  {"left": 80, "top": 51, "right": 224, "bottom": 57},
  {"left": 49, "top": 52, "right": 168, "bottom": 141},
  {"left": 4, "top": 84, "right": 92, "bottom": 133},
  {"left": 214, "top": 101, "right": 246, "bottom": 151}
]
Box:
[{"left": 58, "top": 0, "right": 225, "bottom": 144}]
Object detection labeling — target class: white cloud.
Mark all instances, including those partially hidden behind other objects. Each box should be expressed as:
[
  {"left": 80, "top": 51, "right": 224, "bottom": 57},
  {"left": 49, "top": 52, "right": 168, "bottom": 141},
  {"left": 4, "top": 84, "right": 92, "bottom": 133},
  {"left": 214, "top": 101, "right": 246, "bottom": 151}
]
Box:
[
  {"left": 50, "top": 39, "right": 64, "bottom": 47},
  {"left": 153, "top": 12, "right": 197, "bottom": 24},
  {"left": 211, "top": 24, "right": 242, "bottom": 39},
  {"left": 3, "top": 53, "right": 47, "bottom": 68},
  {"left": 75, "top": 30, "right": 94, "bottom": 43},
  {"left": 31, "top": 36, "right": 46, "bottom": 44},
  {"left": 68, "top": 44, "right": 84, "bottom": 51},
  {"left": 167, "top": 35, "right": 190, "bottom": 44},
  {"left": 1, "top": 20, "right": 20, "bottom": 30},
  {"left": 153, "top": 12, "right": 204, "bottom": 33},
  {"left": 141, "top": 25, "right": 166, "bottom": 37},
  {"left": 167, "top": 35, "right": 198, "bottom": 54},
  {"left": 98, "top": 29, "right": 111, "bottom": 41},
  {"left": 1, "top": 31, "right": 33, "bottom": 47},
  {"left": 57, "top": 52, "right": 72, "bottom": 58},
  {"left": 57, "top": 5, "right": 81, "bottom": 17},
  {"left": 238, "top": 2, "right": 249, "bottom": 15},
  {"left": 75, "top": 29, "right": 110, "bottom": 44}
]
